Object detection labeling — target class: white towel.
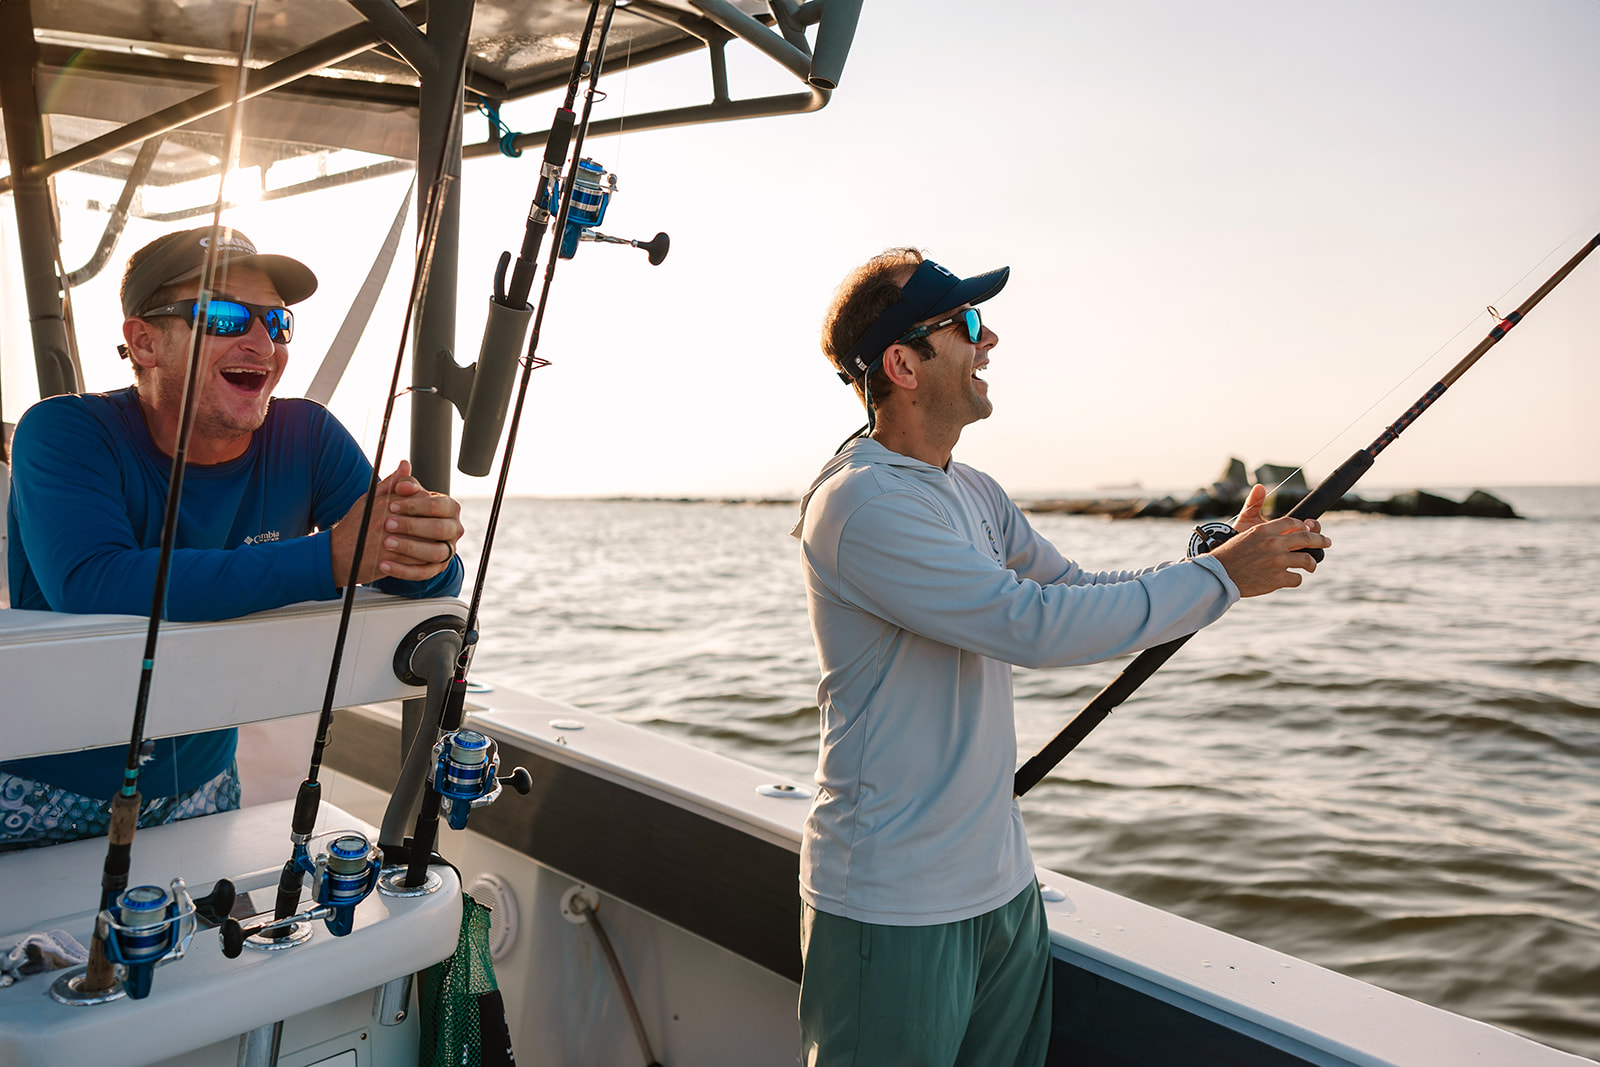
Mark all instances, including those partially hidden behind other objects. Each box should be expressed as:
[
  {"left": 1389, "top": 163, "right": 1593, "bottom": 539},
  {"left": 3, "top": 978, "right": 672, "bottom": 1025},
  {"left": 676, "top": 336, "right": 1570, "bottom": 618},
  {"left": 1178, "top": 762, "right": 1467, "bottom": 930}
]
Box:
[{"left": 0, "top": 929, "right": 90, "bottom": 986}]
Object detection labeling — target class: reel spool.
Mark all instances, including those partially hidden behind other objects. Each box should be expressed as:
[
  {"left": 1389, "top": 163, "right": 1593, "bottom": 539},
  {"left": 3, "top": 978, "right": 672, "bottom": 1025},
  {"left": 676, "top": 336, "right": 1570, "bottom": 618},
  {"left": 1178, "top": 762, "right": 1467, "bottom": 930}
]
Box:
[
  {"left": 543, "top": 158, "right": 670, "bottom": 266},
  {"left": 96, "top": 879, "right": 199, "bottom": 1000},
  {"left": 219, "top": 831, "right": 382, "bottom": 956},
  {"left": 430, "top": 729, "right": 532, "bottom": 832},
  {"left": 1188, "top": 521, "right": 1237, "bottom": 558},
  {"left": 311, "top": 832, "right": 382, "bottom": 937}
]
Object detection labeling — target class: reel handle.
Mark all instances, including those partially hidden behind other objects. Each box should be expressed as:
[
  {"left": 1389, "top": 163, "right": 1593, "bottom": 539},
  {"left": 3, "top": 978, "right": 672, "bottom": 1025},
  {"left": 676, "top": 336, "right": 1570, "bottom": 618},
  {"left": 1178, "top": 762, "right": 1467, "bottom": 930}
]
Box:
[
  {"left": 638, "top": 232, "right": 670, "bottom": 266},
  {"left": 220, "top": 902, "right": 336, "bottom": 958},
  {"left": 499, "top": 767, "right": 533, "bottom": 795},
  {"left": 576, "top": 229, "right": 670, "bottom": 265},
  {"left": 193, "top": 879, "right": 237, "bottom": 927}
]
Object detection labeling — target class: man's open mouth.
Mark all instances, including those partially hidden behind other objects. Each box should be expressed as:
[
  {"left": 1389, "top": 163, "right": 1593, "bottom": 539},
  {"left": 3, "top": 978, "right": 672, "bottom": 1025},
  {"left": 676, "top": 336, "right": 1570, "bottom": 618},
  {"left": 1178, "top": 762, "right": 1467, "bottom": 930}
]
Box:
[{"left": 221, "top": 367, "right": 268, "bottom": 393}]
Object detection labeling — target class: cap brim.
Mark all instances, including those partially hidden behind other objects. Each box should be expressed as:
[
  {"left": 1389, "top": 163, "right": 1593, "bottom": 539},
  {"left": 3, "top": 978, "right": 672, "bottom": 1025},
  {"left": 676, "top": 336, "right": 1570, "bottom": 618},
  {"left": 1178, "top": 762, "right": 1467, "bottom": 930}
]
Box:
[
  {"left": 170, "top": 252, "right": 319, "bottom": 306},
  {"left": 927, "top": 266, "right": 1008, "bottom": 318}
]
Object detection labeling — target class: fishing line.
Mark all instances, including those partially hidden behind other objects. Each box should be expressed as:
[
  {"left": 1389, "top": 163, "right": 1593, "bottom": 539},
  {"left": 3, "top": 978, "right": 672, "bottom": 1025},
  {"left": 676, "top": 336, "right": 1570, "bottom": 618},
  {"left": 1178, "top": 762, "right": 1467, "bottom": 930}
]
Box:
[
  {"left": 449, "top": 0, "right": 618, "bottom": 690},
  {"left": 613, "top": 24, "right": 633, "bottom": 175},
  {"left": 266, "top": 15, "right": 474, "bottom": 927},
  {"left": 400, "top": 0, "right": 622, "bottom": 889},
  {"left": 1015, "top": 226, "right": 1600, "bottom": 798},
  {"left": 79, "top": 0, "right": 259, "bottom": 998},
  {"left": 1264, "top": 223, "right": 1599, "bottom": 499}
]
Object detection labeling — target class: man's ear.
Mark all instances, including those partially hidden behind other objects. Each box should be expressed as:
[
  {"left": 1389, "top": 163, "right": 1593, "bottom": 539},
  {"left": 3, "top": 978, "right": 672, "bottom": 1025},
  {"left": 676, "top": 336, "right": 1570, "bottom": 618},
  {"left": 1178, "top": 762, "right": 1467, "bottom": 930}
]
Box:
[
  {"left": 879, "top": 343, "right": 922, "bottom": 392},
  {"left": 121, "top": 317, "right": 162, "bottom": 370}
]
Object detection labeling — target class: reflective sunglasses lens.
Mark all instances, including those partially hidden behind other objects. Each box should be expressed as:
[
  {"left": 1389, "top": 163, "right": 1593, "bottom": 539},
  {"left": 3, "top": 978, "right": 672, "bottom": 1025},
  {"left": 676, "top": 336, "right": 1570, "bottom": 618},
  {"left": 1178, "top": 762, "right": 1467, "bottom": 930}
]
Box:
[
  {"left": 202, "top": 301, "right": 253, "bottom": 337},
  {"left": 962, "top": 308, "right": 982, "bottom": 343},
  {"left": 262, "top": 308, "right": 293, "bottom": 343}
]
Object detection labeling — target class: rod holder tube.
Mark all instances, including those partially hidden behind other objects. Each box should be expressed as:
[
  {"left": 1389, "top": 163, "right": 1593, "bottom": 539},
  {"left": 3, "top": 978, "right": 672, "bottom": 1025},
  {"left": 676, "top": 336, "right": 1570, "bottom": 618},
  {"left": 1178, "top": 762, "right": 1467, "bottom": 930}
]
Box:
[
  {"left": 375, "top": 974, "right": 414, "bottom": 1026},
  {"left": 237, "top": 1020, "right": 284, "bottom": 1067},
  {"left": 458, "top": 298, "right": 535, "bottom": 476},
  {"left": 381, "top": 627, "right": 463, "bottom": 847}
]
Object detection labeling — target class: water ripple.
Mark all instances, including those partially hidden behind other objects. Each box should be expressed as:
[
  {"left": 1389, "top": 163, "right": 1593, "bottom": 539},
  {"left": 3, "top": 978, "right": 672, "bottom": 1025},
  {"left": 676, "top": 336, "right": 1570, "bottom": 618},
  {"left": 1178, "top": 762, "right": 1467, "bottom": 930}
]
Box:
[{"left": 463, "top": 489, "right": 1600, "bottom": 1060}]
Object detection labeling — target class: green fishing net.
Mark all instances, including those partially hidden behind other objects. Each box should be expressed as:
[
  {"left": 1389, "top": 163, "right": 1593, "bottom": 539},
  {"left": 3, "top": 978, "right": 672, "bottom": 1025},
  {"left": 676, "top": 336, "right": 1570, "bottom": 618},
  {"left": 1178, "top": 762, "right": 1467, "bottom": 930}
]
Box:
[{"left": 418, "top": 891, "right": 516, "bottom": 1066}]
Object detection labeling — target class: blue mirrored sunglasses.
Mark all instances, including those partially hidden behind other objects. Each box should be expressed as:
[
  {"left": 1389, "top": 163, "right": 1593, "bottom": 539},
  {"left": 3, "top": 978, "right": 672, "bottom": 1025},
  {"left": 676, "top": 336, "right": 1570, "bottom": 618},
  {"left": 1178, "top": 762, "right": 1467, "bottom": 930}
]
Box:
[
  {"left": 139, "top": 298, "right": 293, "bottom": 343},
  {"left": 895, "top": 306, "right": 982, "bottom": 346}
]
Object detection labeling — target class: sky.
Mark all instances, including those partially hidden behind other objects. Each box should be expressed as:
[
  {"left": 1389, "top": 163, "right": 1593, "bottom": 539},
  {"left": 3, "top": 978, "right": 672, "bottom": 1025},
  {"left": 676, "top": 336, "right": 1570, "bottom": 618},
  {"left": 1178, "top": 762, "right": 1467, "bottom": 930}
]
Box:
[{"left": 6, "top": 0, "right": 1599, "bottom": 498}]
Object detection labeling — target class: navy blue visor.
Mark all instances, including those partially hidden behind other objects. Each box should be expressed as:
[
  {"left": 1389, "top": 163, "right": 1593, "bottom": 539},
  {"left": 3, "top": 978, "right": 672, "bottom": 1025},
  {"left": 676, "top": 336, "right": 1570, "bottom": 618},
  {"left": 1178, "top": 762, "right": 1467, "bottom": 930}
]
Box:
[{"left": 839, "top": 259, "right": 1008, "bottom": 383}]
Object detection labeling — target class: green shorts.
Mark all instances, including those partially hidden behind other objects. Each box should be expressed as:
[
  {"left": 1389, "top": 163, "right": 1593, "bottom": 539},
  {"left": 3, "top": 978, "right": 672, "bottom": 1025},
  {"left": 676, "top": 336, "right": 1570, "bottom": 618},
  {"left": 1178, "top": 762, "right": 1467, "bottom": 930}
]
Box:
[{"left": 799, "top": 881, "right": 1052, "bottom": 1067}]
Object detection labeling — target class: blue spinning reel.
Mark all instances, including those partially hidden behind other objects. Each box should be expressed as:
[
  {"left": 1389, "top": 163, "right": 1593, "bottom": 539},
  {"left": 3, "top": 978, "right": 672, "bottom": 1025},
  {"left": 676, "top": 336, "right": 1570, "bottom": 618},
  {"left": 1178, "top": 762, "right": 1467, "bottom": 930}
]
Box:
[
  {"left": 431, "top": 729, "right": 531, "bottom": 832},
  {"left": 220, "top": 831, "right": 381, "bottom": 957},
  {"left": 542, "top": 158, "right": 669, "bottom": 265},
  {"left": 98, "top": 879, "right": 198, "bottom": 1000},
  {"left": 307, "top": 832, "right": 382, "bottom": 937}
]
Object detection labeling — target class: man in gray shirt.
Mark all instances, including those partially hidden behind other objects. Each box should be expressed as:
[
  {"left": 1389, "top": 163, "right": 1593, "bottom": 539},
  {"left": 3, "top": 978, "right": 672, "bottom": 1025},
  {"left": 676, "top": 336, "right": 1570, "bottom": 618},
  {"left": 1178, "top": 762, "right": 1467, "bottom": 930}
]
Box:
[{"left": 792, "top": 248, "right": 1330, "bottom": 1065}]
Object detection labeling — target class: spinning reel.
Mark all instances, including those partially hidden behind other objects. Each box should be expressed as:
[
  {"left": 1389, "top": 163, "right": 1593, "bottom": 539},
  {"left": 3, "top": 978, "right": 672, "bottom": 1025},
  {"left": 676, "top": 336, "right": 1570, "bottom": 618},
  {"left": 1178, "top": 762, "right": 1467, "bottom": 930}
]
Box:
[
  {"left": 430, "top": 728, "right": 532, "bottom": 832},
  {"left": 543, "top": 158, "right": 669, "bottom": 265},
  {"left": 220, "top": 831, "right": 382, "bottom": 957},
  {"left": 94, "top": 880, "right": 198, "bottom": 1000}
]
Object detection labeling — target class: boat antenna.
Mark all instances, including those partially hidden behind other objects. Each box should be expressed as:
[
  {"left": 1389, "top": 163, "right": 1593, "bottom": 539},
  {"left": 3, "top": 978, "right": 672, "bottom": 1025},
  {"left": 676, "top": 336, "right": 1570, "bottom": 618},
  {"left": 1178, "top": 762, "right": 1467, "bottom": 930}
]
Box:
[
  {"left": 75, "top": 1, "right": 260, "bottom": 1000},
  {"left": 1013, "top": 230, "right": 1600, "bottom": 797},
  {"left": 262, "top": 16, "right": 475, "bottom": 932},
  {"left": 398, "top": 0, "right": 625, "bottom": 890}
]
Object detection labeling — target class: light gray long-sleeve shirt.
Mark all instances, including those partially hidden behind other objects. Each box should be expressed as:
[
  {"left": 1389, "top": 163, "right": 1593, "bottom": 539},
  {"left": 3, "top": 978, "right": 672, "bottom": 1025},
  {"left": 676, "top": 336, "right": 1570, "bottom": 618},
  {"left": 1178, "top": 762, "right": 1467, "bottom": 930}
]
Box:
[{"left": 793, "top": 437, "right": 1238, "bottom": 925}]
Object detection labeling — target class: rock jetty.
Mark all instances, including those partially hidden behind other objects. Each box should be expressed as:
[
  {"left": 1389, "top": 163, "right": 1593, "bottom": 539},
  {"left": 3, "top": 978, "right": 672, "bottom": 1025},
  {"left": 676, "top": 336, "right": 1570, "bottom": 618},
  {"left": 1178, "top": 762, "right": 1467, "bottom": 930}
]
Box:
[{"left": 1023, "top": 458, "right": 1520, "bottom": 521}]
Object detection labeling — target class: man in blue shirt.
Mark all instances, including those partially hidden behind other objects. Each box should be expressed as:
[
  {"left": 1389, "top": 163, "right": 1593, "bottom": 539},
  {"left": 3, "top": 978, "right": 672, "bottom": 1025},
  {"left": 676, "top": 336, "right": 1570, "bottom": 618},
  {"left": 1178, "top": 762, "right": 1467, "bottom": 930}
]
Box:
[{"left": 1, "top": 226, "right": 466, "bottom": 849}]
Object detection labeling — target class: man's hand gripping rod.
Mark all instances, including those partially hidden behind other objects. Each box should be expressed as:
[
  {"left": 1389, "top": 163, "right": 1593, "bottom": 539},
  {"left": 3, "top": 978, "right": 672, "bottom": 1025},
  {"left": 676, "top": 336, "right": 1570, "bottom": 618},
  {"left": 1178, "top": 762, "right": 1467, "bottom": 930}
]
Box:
[{"left": 1014, "top": 231, "right": 1600, "bottom": 798}]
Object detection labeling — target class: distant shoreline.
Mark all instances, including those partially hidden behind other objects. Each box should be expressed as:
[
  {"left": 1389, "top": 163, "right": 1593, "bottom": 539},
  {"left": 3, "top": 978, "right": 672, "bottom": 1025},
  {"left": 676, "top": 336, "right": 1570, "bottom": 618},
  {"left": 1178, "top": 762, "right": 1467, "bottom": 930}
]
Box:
[{"left": 456, "top": 483, "right": 1600, "bottom": 504}]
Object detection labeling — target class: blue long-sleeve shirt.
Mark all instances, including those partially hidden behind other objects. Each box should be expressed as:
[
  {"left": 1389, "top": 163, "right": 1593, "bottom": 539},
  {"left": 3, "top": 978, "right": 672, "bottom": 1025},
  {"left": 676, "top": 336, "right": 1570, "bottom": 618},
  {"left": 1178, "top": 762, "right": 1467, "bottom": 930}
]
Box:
[{"left": 4, "top": 387, "right": 463, "bottom": 798}]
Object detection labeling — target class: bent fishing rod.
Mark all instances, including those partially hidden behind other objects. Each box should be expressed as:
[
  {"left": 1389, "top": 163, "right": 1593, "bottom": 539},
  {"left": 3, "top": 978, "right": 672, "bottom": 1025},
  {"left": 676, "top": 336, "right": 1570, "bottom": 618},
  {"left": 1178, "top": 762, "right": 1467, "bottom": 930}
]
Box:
[
  {"left": 398, "top": 0, "right": 629, "bottom": 891},
  {"left": 76, "top": 5, "right": 260, "bottom": 1000},
  {"left": 1014, "top": 230, "right": 1600, "bottom": 798}
]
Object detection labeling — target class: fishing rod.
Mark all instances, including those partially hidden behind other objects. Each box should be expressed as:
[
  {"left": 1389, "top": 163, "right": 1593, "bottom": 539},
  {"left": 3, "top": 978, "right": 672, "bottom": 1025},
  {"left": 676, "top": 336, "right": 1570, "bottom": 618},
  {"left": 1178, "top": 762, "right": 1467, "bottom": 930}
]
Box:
[
  {"left": 255, "top": 17, "right": 475, "bottom": 939},
  {"left": 370, "top": 0, "right": 615, "bottom": 878},
  {"left": 397, "top": 0, "right": 635, "bottom": 891},
  {"left": 1014, "top": 230, "right": 1600, "bottom": 798},
  {"left": 71, "top": 5, "right": 261, "bottom": 1002}
]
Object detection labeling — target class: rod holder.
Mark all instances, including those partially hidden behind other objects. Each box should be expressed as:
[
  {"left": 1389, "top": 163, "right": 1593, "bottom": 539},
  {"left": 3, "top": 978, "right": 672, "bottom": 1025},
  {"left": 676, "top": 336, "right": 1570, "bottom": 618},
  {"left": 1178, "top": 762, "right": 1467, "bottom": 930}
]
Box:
[{"left": 458, "top": 298, "right": 534, "bottom": 477}]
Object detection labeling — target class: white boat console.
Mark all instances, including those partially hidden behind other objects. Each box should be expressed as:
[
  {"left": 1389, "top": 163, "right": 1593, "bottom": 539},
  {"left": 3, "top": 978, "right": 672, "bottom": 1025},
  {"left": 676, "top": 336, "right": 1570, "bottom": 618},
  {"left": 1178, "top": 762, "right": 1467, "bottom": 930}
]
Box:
[{"left": 0, "top": 597, "right": 469, "bottom": 1067}]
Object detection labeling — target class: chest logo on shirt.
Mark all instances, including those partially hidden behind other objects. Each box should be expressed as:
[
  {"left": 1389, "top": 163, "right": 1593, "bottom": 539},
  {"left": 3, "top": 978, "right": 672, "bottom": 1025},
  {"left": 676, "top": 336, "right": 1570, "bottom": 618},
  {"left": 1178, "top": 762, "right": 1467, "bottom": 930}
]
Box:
[
  {"left": 981, "top": 519, "right": 1001, "bottom": 560},
  {"left": 242, "top": 530, "right": 281, "bottom": 545}
]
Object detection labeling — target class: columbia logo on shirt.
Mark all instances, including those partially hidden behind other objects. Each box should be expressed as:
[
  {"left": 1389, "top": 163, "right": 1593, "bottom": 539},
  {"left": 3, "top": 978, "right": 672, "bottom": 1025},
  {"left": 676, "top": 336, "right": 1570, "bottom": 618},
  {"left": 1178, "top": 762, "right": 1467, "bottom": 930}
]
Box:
[{"left": 242, "top": 531, "right": 281, "bottom": 545}]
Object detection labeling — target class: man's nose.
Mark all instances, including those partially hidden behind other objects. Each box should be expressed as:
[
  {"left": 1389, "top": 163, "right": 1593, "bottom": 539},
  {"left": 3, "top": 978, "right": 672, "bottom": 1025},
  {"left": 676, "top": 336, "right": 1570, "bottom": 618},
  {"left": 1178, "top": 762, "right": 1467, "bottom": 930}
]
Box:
[{"left": 236, "top": 314, "right": 277, "bottom": 353}]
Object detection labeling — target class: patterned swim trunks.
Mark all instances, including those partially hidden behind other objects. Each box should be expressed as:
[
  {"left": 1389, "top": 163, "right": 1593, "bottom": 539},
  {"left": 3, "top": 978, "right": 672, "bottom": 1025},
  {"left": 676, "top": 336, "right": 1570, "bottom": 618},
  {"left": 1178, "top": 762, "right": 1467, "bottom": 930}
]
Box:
[{"left": 0, "top": 762, "right": 242, "bottom": 851}]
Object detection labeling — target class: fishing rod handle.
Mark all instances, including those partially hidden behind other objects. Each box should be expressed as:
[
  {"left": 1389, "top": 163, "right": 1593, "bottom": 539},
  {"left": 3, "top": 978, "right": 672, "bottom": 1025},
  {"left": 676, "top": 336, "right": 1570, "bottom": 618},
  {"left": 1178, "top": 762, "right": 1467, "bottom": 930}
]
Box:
[
  {"left": 1013, "top": 633, "right": 1195, "bottom": 796},
  {"left": 1286, "top": 449, "right": 1377, "bottom": 562},
  {"left": 80, "top": 791, "right": 144, "bottom": 992},
  {"left": 404, "top": 788, "right": 444, "bottom": 889}
]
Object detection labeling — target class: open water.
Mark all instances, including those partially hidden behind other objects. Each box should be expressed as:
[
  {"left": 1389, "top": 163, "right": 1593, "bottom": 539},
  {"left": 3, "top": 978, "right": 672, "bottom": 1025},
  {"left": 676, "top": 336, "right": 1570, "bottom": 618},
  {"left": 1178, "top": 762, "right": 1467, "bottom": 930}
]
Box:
[{"left": 463, "top": 486, "right": 1600, "bottom": 1061}]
